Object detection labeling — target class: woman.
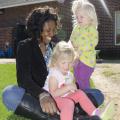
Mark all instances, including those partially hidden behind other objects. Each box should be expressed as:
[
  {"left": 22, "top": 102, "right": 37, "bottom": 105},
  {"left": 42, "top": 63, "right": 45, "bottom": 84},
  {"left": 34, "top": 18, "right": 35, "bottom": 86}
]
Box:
[{"left": 2, "top": 6, "right": 103, "bottom": 120}]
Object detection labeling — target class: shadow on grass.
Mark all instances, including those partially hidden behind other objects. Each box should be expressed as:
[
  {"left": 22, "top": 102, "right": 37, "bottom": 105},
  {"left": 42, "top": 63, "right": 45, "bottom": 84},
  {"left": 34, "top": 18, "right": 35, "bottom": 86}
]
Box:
[{"left": 7, "top": 114, "right": 31, "bottom": 120}]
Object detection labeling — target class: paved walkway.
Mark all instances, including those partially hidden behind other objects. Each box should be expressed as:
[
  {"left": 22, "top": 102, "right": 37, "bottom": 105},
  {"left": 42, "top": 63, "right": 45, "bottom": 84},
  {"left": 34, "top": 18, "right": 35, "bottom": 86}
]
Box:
[
  {"left": 0, "top": 59, "right": 120, "bottom": 64},
  {"left": 0, "top": 59, "right": 16, "bottom": 64}
]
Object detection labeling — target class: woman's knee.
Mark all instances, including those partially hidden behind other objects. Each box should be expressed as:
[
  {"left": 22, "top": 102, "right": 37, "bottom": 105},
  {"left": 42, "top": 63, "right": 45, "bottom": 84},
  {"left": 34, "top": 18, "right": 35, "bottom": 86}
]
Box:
[
  {"left": 84, "top": 88, "right": 104, "bottom": 106},
  {"left": 94, "top": 89, "right": 104, "bottom": 105},
  {"left": 2, "top": 85, "right": 25, "bottom": 111},
  {"left": 91, "top": 89, "right": 104, "bottom": 104}
]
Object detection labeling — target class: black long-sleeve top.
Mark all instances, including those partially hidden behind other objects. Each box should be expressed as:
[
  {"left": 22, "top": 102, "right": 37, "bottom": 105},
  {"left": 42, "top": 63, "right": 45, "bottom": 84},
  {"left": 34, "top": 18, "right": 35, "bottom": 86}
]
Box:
[{"left": 16, "top": 38, "right": 48, "bottom": 98}]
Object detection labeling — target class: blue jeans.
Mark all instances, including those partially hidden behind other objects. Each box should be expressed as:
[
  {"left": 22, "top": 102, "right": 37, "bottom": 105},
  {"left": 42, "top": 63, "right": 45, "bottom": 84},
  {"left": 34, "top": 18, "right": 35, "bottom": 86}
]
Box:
[
  {"left": 84, "top": 88, "right": 104, "bottom": 107},
  {"left": 2, "top": 85, "right": 25, "bottom": 111},
  {"left": 2, "top": 85, "right": 104, "bottom": 111}
]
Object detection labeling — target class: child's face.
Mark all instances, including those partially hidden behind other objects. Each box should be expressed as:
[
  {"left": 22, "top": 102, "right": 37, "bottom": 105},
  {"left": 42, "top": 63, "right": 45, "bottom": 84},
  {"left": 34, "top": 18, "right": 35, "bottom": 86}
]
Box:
[
  {"left": 75, "top": 10, "right": 90, "bottom": 27},
  {"left": 56, "top": 55, "right": 73, "bottom": 75}
]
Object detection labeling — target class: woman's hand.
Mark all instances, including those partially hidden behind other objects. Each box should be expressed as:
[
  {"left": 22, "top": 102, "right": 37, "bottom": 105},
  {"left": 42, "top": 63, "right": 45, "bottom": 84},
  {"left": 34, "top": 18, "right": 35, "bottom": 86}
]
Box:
[{"left": 39, "top": 92, "right": 58, "bottom": 115}]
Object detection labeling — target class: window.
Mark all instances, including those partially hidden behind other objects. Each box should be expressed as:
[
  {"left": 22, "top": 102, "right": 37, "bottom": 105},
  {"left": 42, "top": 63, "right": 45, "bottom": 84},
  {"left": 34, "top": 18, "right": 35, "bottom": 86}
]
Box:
[
  {"left": 0, "top": 9, "right": 5, "bottom": 15},
  {"left": 115, "top": 11, "right": 120, "bottom": 45}
]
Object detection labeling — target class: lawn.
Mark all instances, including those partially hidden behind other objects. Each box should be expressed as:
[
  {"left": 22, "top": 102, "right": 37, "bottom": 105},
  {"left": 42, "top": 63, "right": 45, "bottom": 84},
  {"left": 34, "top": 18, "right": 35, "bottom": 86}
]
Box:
[
  {"left": 0, "top": 64, "right": 30, "bottom": 120},
  {"left": 1, "top": 63, "right": 119, "bottom": 120}
]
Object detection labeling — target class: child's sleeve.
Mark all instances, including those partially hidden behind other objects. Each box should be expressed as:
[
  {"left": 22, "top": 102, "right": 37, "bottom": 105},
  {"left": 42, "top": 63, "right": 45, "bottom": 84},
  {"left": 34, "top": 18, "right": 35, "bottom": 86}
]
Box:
[
  {"left": 69, "top": 26, "right": 77, "bottom": 42},
  {"left": 48, "top": 69, "right": 57, "bottom": 78}
]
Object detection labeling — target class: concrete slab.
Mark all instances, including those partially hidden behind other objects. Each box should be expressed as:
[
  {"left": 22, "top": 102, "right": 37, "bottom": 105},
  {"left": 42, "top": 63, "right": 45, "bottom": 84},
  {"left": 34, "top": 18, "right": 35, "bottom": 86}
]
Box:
[{"left": 0, "top": 59, "right": 16, "bottom": 64}]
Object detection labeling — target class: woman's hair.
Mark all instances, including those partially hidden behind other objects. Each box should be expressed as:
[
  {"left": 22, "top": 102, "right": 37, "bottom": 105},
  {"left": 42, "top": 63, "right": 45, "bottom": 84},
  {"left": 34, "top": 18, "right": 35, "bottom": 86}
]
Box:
[
  {"left": 49, "top": 41, "right": 75, "bottom": 67},
  {"left": 72, "top": 0, "right": 98, "bottom": 27},
  {"left": 26, "top": 6, "right": 59, "bottom": 40}
]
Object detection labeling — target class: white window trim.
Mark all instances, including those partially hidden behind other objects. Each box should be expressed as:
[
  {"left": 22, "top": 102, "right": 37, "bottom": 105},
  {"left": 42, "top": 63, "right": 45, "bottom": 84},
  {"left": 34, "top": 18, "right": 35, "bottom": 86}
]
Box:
[
  {"left": 0, "top": 0, "right": 56, "bottom": 9},
  {"left": 115, "top": 11, "right": 120, "bottom": 46}
]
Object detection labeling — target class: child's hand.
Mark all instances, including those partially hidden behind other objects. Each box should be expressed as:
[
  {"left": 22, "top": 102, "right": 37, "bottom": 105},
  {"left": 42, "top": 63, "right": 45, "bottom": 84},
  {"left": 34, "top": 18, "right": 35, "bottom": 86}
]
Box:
[
  {"left": 68, "top": 84, "right": 77, "bottom": 91},
  {"left": 72, "top": 58, "right": 79, "bottom": 67},
  {"left": 72, "top": 51, "right": 79, "bottom": 66},
  {"left": 79, "top": 50, "right": 83, "bottom": 56}
]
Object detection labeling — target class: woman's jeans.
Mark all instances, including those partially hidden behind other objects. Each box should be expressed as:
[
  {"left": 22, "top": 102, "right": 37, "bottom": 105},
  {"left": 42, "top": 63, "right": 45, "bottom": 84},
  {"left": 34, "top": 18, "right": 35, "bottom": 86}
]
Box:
[
  {"left": 2, "top": 85, "right": 104, "bottom": 112},
  {"left": 2, "top": 85, "right": 25, "bottom": 111}
]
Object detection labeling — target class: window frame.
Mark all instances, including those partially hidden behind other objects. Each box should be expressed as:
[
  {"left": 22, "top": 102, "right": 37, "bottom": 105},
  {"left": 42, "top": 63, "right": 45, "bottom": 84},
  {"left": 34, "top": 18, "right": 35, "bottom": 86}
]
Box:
[{"left": 115, "top": 11, "right": 120, "bottom": 46}]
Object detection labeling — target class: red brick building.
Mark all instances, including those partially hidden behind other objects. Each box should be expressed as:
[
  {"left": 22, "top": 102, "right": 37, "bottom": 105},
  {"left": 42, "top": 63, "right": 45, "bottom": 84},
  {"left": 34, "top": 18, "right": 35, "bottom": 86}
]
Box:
[
  {"left": 0, "top": 0, "right": 120, "bottom": 58},
  {"left": 89, "top": 0, "right": 120, "bottom": 59}
]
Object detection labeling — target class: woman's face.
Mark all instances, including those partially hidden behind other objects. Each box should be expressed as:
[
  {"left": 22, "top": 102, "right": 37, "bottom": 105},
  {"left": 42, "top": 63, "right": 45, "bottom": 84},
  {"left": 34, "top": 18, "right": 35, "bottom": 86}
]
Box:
[{"left": 41, "top": 20, "right": 56, "bottom": 44}]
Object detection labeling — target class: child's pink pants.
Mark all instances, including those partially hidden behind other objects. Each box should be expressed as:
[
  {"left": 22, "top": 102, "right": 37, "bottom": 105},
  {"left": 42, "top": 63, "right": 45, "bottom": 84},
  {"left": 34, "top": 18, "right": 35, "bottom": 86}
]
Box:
[{"left": 54, "top": 90, "right": 96, "bottom": 120}]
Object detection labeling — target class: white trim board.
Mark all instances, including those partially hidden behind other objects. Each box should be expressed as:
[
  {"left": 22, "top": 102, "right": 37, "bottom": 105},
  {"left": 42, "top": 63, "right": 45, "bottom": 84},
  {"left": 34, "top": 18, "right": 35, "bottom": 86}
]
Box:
[{"left": 0, "top": 0, "right": 56, "bottom": 9}]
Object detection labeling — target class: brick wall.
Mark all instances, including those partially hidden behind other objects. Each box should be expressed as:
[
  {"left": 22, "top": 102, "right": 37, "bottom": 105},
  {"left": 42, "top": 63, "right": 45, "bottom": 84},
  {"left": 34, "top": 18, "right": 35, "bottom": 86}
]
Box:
[
  {"left": 0, "top": 0, "right": 120, "bottom": 58},
  {"left": 0, "top": 27, "right": 13, "bottom": 50},
  {"left": 89, "top": 0, "right": 120, "bottom": 51},
  {"left": 0, "top": 2, "right": 59, "bottom": 57},
  {"left": 59, "top": 0, "right": 120, "bottom": 51}
]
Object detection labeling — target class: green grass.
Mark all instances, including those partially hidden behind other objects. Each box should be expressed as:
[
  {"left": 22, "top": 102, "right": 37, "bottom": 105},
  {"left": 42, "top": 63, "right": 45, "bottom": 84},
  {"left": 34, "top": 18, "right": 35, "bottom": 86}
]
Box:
[{"left": 0, "top": 64, "right": 29, "bottom": 120}]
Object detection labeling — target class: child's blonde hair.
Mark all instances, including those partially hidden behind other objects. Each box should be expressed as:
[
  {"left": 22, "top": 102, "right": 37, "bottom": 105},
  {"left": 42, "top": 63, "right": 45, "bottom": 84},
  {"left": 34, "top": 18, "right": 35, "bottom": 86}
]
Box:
[
  {"left": 49, "top": 41, "right": 75, "bottom": 67},
  {"left": 72, "top": 0, "right": 98, "bottom": 27}
]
